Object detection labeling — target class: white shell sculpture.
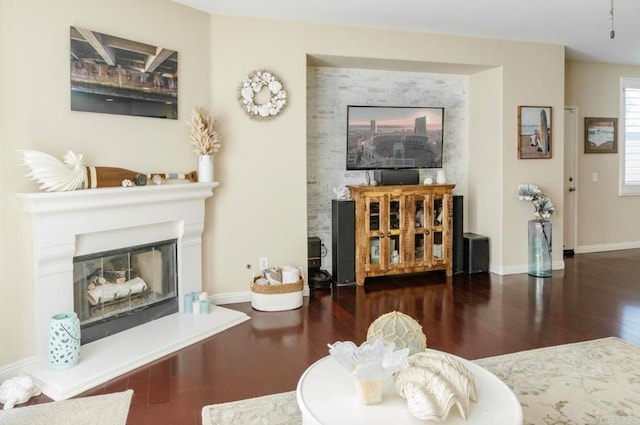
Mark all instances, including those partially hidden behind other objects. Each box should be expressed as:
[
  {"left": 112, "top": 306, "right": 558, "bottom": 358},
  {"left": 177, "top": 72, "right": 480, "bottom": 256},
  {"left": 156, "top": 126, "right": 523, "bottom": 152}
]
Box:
[
  {"left": 367, "top": 311, "right": 427, "bottom": 356},
  {"left": 328, "top": 338, "right": 409, "bottom": 405},
  {"left": 20, "top": 150, "right": 87, "bottom": 192},
  {"left": 395, "top": 349, "right": 477, "bottom": 422},
  {"left": 332, "top": 185, "right": 351, "bottom": 200},
  {"left": 0, "top": 376, "right": 41, "bottom": 409}
]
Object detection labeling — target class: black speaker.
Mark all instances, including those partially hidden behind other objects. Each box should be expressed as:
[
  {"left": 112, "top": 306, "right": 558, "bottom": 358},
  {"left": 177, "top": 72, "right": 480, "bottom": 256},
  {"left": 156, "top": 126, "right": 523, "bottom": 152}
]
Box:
[
  {"left": 452, "top": 196, "right": 464, "bottom": 274},
  {"left": 332, "top": 200, "right": 356, "bottom": 286},
  {"left": 373, "top": 169, "right": 419, "bottom": 185},
  {"left": 308, "top": 236, "right": 321, "bottom": 270},
  {"left": 463, "top": 233, "right": 489, "bottom": 274}
]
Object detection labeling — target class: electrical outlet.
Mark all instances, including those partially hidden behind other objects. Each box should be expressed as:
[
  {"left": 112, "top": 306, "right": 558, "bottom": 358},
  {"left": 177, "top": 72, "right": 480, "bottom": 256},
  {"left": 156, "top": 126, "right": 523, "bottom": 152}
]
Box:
[{"left": 259, "top": 257, "right": 269, "bottom": 270}]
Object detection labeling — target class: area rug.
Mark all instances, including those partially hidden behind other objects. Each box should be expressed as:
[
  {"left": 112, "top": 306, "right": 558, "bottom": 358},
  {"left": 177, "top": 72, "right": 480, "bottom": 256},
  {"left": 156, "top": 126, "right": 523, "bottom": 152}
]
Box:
[
  {"left": 202, "top": 337, "right": 640, "bottom": 425},
  {"left": 0, "top": 389, "right": 132, "bottom": 425}
]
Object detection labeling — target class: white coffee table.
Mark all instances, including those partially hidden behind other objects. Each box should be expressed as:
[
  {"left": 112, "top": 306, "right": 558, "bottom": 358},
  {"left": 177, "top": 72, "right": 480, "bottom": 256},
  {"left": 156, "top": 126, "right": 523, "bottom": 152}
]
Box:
[{"left": 296, "top": 352, "right": 522, "bottom": 425}]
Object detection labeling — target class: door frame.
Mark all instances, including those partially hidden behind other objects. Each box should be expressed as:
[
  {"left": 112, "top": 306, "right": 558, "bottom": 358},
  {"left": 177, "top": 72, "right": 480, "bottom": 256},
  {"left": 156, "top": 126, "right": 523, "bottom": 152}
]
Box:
[{"left": 564, "top": 106, "right": 579, "bottom": 255}]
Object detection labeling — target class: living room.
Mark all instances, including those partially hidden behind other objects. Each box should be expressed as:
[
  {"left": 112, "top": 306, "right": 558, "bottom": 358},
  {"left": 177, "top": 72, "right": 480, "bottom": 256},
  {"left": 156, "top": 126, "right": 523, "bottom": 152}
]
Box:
[{"left": 2, "top": 0, "right": 640, "bottom": 422}]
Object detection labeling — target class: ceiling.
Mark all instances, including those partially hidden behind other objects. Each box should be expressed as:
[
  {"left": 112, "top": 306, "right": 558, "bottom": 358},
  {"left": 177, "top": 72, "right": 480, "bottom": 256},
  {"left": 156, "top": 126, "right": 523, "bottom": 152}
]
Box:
[{"left": 173, "top": 0, "right": 640, "bottom": 66}]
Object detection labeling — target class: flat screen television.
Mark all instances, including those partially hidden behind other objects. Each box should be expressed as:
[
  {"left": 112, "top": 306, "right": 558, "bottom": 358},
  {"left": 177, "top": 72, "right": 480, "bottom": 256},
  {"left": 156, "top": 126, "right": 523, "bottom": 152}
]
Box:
[{"left": 346, "top": 105, "right": 444, "bottom": 170}]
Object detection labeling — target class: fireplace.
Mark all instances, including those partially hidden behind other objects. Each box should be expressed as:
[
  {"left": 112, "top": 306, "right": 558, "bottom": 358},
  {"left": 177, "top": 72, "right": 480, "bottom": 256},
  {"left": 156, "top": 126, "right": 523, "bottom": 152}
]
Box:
[
  {"left": 73, "top": 239, "right": 179, "bottom": 344},
  {"left": 16, "top": 182, "right": 250, "bottom": 401}
]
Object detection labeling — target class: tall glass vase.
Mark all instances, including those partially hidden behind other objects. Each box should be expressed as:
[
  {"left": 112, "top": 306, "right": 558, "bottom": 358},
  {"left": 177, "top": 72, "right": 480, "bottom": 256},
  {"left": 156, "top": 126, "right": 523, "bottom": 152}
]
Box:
[{"left": 528, "top": 219, "right": 552, "bottom": 277}]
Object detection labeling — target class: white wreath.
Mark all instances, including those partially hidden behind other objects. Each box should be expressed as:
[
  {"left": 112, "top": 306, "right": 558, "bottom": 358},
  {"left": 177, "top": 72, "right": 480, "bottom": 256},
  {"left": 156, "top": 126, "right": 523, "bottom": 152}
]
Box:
[{"left": 239, "top": 70, "right": 287, "bottom": 119}]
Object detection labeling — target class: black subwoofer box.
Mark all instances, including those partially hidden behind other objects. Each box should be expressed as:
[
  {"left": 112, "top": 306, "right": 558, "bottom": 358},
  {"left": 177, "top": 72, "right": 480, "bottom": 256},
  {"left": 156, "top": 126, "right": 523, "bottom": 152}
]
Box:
[
  {"left": 463, "top": 233, "right": 489, "bottom": 274},
  {"left": 452, "top": 195, "right": 464, "bottom": 274},
  {"left": 373, "top": 169, "right": 419, "bottom": 186},
  {"left": 331, "top": 200, "right": 356, "bottom": 286}
]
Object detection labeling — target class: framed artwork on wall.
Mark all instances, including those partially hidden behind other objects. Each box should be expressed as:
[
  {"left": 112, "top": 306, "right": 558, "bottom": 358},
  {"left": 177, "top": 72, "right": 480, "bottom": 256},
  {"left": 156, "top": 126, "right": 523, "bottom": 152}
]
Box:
[
  {"left": 70, "top": 26, "right": 178, "bottom": 119},
  {"left": 584, "top": 117, "right": 618, "bottom": 153},
  {"left": 518, "top": 106, "right": 552, "bottom": 159}
]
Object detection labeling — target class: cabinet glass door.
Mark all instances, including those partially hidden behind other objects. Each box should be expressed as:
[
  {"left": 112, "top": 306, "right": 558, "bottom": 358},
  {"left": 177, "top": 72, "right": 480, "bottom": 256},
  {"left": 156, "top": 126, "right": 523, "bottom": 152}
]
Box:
[
  {"left": 413, "top": 197, "right": 427, "bottom": 264},
  {"left": 365, "top": 197, "right": 384, "bottom": 269},
  {"left": 431, "top": 196, "right": 445, "bottom": 263},
  {"left": 388, "top": 198, "right": 402, "bottom": 267}
]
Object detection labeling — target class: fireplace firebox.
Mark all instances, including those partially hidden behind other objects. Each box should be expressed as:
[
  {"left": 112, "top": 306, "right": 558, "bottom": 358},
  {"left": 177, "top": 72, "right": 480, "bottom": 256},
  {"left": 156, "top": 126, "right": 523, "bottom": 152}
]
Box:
[{"left": 73, "top": 239, "right": 179, "bottom": 344}]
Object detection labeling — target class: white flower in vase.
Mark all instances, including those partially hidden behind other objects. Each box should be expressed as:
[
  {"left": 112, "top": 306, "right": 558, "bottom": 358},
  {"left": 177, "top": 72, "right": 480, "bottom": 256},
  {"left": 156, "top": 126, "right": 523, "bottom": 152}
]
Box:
[{"left": 517, "top": 183, "right": 555, "bottom": 220}]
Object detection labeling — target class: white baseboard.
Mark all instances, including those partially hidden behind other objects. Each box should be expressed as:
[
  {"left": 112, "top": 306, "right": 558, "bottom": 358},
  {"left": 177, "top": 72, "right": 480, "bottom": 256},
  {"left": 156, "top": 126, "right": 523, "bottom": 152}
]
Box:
[
  {"left": 0, "top": 356, "right": 37, "bottom": 383},
  {"left": 575, "top": 241, "right": 640, "bottom": 254},
  {"left": 212, "top": 287, "right": 311, "bottom": 306},
  {"left": 490, "top": 260, "right": 565, "bottom": 276}
]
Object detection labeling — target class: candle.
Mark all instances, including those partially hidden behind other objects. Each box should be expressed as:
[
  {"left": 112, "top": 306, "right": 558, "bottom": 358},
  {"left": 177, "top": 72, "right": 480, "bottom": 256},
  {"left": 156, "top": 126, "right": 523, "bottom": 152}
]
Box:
[
  {"left": 199, "top": 292, "right": 208, "bottom": 301},
  {"left": 184, "top": 293, "right": 194, "bottom": 313},
  {"left": 192, "top": 299, "right": 201, "bottom": 314},
  {"left": 200, "top": 299, "right": 210, "bottom": 314}
]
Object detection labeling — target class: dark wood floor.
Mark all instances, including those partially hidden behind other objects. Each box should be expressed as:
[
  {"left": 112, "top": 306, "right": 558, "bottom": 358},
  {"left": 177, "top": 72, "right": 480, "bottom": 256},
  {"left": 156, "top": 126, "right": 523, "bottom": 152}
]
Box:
[{"left": 15, "top": 249, "right": 640, "bottom": 424}]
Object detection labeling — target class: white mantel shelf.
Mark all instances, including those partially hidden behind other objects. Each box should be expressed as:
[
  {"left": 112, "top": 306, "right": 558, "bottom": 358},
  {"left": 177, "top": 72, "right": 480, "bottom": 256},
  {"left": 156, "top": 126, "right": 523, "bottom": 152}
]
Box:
[{"left": 17, "top": 181, "right": 220, "bottom": 214}]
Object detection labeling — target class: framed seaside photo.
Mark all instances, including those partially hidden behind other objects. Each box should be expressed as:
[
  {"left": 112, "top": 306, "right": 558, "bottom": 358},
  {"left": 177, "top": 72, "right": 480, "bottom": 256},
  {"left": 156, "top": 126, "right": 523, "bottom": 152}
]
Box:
[
  {"left": 584, "top": 117, "right": 618, "bottom": 153},
  {"left": 518, "top": 106, "right": 552, "bottom": 159}
]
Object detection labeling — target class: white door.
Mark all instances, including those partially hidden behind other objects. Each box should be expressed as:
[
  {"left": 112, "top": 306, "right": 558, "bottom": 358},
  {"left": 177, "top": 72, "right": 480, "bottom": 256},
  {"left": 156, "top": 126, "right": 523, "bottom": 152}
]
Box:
[{"left": 564, "top": 107, "right": 578, "bottom": 253}]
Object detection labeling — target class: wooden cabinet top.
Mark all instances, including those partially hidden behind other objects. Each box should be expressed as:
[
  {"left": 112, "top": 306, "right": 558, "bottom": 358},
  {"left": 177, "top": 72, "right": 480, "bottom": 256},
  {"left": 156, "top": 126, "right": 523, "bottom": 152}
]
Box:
[{"left": 348, "top": 184, "right": 456, "bottom": 197}]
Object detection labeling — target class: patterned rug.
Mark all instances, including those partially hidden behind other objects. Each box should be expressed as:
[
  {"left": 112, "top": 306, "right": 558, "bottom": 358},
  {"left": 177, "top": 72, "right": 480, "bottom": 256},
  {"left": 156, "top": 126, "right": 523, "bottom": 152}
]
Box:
[
  {"left": 202, "top": 337, "right": 640, "bottom": 425},
  {"left": 0, "top": 389, "right": 132, "bottom": 425}
]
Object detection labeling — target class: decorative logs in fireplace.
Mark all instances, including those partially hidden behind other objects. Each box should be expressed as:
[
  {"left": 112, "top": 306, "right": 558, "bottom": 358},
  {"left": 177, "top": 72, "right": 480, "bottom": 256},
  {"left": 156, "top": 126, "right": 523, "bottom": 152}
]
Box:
[{"left": 87, "top": 276, "right": 148, "bottom": 306}]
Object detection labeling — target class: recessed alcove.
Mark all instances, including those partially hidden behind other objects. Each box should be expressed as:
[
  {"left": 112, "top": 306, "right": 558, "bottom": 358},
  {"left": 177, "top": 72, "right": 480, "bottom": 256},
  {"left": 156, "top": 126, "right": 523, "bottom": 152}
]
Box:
[{"left": 305, "top": 54, "right": 502, "bottom": 274}]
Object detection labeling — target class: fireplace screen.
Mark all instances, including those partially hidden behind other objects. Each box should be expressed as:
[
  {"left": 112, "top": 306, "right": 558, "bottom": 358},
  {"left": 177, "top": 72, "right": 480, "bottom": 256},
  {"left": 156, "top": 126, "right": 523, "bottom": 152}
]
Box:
[{"left": 73, "top": 239, "right": 178, "bottom": 344}]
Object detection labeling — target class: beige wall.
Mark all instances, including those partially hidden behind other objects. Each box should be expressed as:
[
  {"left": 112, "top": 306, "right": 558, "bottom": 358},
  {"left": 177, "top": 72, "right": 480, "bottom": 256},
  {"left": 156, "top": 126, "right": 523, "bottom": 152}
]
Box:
[
  {"left": 208, "top": 15, "right": 565, "bottom": 283},
  {"left": 0, "top": 0, "right": 211, "bottom": 365},
  {"left": 1, "top": 3, "right": 567, "bottom": 367},
  {"left": 566, "top": 60, "right": 640, "bottom": 251},
  {"left": 469, "top": 68, "right": 504, "bottom": 268}
]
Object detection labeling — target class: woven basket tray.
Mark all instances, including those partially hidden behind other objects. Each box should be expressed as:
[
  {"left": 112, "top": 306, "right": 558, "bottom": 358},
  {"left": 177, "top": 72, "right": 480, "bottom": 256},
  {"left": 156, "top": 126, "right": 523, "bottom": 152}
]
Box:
[{"left": 251, "top": 276, "right": 304, "bottom": 295}]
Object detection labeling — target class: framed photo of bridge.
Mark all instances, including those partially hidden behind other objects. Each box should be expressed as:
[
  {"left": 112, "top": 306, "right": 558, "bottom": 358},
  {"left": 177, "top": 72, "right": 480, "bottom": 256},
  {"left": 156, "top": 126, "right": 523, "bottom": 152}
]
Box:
[{"left": 70, "top": 26, "right": 178, "bottom": 119}]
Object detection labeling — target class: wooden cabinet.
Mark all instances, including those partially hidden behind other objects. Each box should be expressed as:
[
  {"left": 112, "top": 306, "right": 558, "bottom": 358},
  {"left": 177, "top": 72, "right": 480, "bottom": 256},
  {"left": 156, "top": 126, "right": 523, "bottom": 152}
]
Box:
[{"left": 348, "top": 184, "right": 455, "bottom": 286}]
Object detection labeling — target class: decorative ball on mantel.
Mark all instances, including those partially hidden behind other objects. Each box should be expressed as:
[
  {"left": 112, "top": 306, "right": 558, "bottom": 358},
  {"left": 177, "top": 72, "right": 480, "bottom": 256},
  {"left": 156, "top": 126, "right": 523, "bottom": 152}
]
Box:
[{"left": 366, "top": 311, "right": 427, "bottom": 355}]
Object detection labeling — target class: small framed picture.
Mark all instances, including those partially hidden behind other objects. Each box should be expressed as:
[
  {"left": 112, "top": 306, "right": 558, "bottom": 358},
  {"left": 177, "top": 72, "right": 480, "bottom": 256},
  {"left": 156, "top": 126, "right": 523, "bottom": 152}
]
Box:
[
  {"left": 518, "top": 106, "right": 552, "bottom": 159},
  {"left": 584, "top": 117, "right": 618, "bottom": 153}
]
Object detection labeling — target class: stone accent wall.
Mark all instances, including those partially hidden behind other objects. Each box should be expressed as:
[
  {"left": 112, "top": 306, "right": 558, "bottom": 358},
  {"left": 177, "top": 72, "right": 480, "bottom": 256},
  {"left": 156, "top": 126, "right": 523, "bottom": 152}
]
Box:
[{"left": 307, "top": 67, "right": 468, "bottom": 275}]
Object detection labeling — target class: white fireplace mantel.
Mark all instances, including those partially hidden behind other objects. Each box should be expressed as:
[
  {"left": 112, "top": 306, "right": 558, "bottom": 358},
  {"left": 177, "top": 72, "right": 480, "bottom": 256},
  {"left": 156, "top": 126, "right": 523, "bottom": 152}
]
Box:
[
  {"left": 14, "top": 182, "right": 252, "bottom": 400},
  {"left": 18, "top": 182, "right": 219, "bottom": 354}
]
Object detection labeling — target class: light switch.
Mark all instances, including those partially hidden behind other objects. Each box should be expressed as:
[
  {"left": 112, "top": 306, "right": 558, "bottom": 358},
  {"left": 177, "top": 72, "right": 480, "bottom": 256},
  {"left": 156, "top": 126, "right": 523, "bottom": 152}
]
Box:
[{"left": 592, "top": 172, "right": 598, "bottom": 182}]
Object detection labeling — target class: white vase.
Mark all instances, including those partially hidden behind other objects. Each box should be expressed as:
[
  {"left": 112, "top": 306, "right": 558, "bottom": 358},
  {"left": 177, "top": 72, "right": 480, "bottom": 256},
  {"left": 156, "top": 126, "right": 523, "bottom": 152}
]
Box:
[
  {"left": 198, "top": 155, "right": 214, "bottom": 182},
  {"left": 436, "top": 169, "right": 446, "bottom": 184}
]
